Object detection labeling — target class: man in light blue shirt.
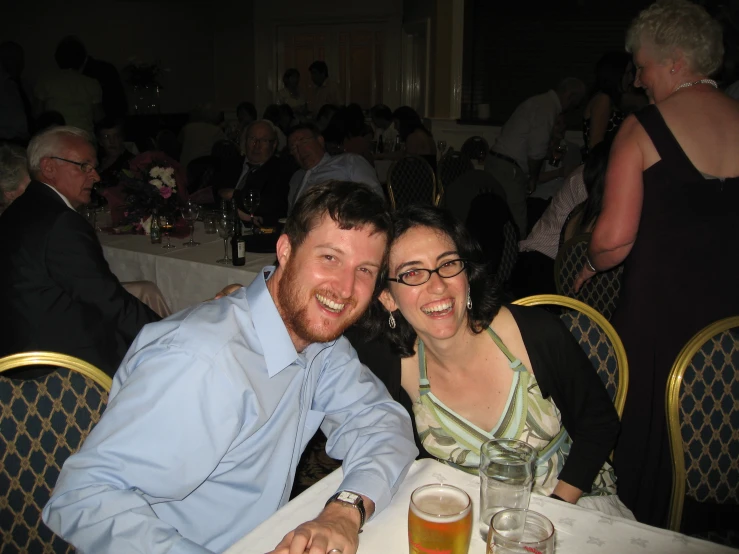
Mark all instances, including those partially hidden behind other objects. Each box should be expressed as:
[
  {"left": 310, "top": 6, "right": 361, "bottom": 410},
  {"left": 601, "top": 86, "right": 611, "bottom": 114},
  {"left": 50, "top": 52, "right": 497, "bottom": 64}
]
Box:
[
  {"left": 287, "top": 123, "right": 383, "bottom": 212},
  {"left": 43, "top": 181, "right": 417, "bottom": 554}
]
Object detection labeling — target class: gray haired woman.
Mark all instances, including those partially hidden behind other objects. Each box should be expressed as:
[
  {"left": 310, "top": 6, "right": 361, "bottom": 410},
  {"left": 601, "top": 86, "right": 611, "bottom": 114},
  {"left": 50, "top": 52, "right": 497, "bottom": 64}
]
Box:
[
  {"left": 574, "top": 0, "right": 739, "bottom": 529},
  {"left": 0, "top": 142, "right": 30, "bottom": 213}
]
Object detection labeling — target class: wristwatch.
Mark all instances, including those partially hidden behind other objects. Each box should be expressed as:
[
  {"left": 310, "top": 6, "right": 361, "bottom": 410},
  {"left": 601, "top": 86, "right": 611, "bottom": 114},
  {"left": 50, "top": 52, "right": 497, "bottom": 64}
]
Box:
[{"left": 325, "top": 490, "right": 366, "bottom": 531}]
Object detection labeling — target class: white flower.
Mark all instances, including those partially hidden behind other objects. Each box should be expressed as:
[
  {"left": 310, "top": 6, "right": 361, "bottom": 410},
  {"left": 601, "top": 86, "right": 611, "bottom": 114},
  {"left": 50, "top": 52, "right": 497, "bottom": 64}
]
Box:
[
  {"left": 150, "top": 178, "right": 163, "bottom": 189},
  {"left": 150, "top": 166, "right": 164, "bottom": 178},
  {"left": 161, "top": 174, "right": 176, "bottom": 188},
  {"left": 163, "top": 167, "right": 175, "bottom": 177}
]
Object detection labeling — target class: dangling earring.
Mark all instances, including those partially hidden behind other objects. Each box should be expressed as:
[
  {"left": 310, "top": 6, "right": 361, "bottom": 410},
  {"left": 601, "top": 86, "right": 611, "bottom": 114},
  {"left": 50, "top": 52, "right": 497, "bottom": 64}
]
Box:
[
  {"left": 466, "top": 289, "right": 472, "bottom": 310},
  {"left": 388, "top": 312, "right": 396, "bottom": 329},
  {"left": 670, "top": 68, "right": 675, "bottom": 74}
]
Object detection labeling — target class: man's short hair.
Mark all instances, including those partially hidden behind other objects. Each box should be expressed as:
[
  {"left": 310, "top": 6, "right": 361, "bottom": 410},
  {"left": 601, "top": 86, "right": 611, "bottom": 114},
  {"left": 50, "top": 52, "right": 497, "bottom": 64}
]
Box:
[
  {"left": 284, "top": 181, "right": 391, "bottom": 252},
  {"left": 94, "top": 116, "right": 125, "bottom": 136},
  {"left": 240, "top": 119, "right": 279, "bottom": 154},
  {"left": 0, "top": 142, "right": 29, "bottom": 196},
  {"left": 236, "top": 101, "right": 257, "bottom": 121},
  {"left": 308, "top": 60, "right": 328, "bottom": 77},
  {"left": 287, "top": 122, "right": 322, "bottom": 140},
  {"left": 27, "top": 126, "right": 92, "bottom": 177},
  {"left": 370, "top": 104, "right": 392, "bottom": 121},
  {"left": 55, "top": 36, "right": 87, "bottom": 70},
  {"left": 282, "top": 68, "right": 299, "bottom": 85}
]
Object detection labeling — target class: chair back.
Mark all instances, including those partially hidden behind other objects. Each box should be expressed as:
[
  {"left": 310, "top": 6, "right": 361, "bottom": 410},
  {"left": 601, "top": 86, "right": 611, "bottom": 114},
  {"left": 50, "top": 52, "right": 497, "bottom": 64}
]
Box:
[
  {"left": 460, "top": 136, "right": 489, "bottom": 163},
  {"left": 465, "top": 192, "right": 517, "bottom": 288},
  {"left": 186, "top": 155, "right": 218, "bottom": 194},
  {"left": 0, "top": 352, "right": 111, "bottom": 553},
  {"left": 437, "top": 151, "right": 474, "bottom": 196},
  {"left": 665, "top": 316, "right": 739, "bottom": 532},
  {"left": 554, "top": 233, "right": 623, "bottom": 320},
  {"left": 444, "top": 170, "right": 507, "bottom": 222},
  {"left": 386, "top": 155, "right": 437, "bottom": 210},
  {"left": 513, "top": 295, "right": 628, "bottom": 416}
]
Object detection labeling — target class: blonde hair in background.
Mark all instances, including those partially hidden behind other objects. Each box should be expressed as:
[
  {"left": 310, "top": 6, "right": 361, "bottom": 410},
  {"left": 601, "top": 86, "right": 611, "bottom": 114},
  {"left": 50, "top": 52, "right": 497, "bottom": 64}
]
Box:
[
  {"left": 0, "top": 142, "right": 29, "bottom": 196},
  {"left": 625, "top": 0, "right": 724, "bottom": 76},
  {"left": 27, "top": 126, "right": 92, "bottom": 177}
]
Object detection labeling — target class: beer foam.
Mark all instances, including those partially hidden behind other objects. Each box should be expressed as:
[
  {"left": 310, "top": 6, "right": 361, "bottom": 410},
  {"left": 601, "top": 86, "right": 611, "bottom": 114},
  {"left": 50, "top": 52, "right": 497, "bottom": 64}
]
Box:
[{"left": 410, "top": 485, "right": 471, "bottom": 524}]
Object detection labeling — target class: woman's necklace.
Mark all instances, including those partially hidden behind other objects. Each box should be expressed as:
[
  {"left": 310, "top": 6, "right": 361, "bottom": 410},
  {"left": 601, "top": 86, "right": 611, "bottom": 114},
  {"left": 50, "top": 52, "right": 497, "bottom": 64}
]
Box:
[{"left": 674, "top": 78, "right": 718, "bottom": 92}]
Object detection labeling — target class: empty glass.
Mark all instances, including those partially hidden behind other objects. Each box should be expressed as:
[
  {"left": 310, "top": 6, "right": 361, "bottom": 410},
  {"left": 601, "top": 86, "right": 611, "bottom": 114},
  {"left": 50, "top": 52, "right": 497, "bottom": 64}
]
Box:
[
  {"left": 479, "top": 439, "right": 536, "bottom": 540},
  {"left": 203, "top": 211, "right": 217, "bottom": 234},
  {"left": 216, "top": 214, "right": 233, "bottom": 264},
  {"left": 487, "top": 509, "right": 554, "bottom": 554},
  {"left": 243, "top": 189, "right": 260, "bottom": 234},
  {"left": 160, "top": 213, "right": 176, "bottom": 249},
  {"left": 183, "top": 200, "right": 201, "bottom": 247}
]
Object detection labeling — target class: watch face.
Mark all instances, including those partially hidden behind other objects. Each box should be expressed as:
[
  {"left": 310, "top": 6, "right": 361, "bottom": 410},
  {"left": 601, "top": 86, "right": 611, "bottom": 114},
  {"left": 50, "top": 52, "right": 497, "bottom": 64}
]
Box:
[{"left": 337, "top": 491, "right": 359, "bottom": 504}]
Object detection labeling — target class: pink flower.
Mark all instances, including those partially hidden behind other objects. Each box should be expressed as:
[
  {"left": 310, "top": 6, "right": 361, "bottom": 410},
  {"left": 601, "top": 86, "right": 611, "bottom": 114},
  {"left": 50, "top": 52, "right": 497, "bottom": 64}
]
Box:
[{"left": 160, "top": 186, "right": 173, "bottom": 199}]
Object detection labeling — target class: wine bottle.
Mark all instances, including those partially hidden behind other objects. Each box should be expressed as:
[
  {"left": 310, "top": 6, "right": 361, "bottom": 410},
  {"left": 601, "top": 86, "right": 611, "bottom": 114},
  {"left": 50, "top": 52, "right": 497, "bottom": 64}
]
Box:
[
  {"left": 150, "top": 209, "right": 162, "bottom": 244},
  {"left": 231, "top": 217, "right": 246, "bottom": 266}
]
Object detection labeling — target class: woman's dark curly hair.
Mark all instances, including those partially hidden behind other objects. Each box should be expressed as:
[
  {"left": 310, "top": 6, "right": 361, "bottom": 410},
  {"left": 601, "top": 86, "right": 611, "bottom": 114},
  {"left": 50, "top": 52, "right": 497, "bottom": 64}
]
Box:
[{"left": 362, "top": 205, "right": 500, "bottom": 358}]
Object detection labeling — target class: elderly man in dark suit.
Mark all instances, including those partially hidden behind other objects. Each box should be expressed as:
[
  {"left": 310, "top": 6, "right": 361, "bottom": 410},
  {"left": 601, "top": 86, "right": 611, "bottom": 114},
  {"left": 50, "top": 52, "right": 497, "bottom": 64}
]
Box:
[{"left": 0, "top": 126, "right": 159, "bottom": 376}]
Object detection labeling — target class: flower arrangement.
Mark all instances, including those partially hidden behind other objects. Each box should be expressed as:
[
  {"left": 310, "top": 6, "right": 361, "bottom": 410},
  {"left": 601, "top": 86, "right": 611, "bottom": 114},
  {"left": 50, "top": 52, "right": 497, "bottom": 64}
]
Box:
[{"left": 119, "top": 152, "right": 182, "bottom": 232}]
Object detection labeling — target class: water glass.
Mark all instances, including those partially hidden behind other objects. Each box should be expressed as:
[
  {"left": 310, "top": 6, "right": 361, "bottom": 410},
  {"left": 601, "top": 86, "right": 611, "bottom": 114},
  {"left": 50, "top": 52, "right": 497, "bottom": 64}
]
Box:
[
  {"left": 487, "top": 509, "right": 554, "bottom": 554},
  {"left": 216, "top": 214, "right": 233, "bottom": 265},
  {"left": 479, "top": 439, "right": 536, "bottom": 540},
  {"left": 182, "top": 200, "right": 201, "bottom": 247},
  {"left": 203, "top": 211, "right": 217, "bottom": 234},
  {"left": 409, "top": 484, "right": 472, "bottom": 554}
]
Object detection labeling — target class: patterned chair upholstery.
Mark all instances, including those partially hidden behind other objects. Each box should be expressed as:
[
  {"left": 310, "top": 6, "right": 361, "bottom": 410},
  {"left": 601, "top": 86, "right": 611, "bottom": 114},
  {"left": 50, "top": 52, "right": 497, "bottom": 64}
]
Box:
[
  {"left": 513, "top": 295, "right": 628, "bottom": 416},
  {"left": 554, "top": 233, "right": 624, "bottom": 321},
  {"left": 437, "top": 151, "right": 474, "bottom": 201},
  {"left": 666, "top": 317, "right": 739, "bottom": 542},
  {"left": 387, "top": 155, "right": 438, "bottom": 210},
  {"left": 0, "top": 352, "right": 111, "bottom": 554},
  {"left": 495, "top": 220, "right": 519, "bottom": 289},
  {"left": 460, "top": 136, "right": 489, "bottom": 163}
]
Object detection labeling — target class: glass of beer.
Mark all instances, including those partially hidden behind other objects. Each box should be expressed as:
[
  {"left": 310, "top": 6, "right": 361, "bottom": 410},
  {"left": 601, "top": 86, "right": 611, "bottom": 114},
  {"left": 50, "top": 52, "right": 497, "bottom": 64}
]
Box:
[
  {"left": 487, "top": 509, "right": 554, "bottom": 554},
  {"left": 408, "top": 483, "right": 472, "bottom": 554}
]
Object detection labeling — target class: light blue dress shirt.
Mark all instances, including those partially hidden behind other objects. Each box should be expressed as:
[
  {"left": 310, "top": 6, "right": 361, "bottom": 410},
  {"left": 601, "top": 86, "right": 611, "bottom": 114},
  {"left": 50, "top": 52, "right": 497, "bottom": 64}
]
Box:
[
  {"left": 42, "top": 268, "right": 417, "bottom": 554},
  {"left": 287, "top": 153, "right": 383, "bottom": 212}
]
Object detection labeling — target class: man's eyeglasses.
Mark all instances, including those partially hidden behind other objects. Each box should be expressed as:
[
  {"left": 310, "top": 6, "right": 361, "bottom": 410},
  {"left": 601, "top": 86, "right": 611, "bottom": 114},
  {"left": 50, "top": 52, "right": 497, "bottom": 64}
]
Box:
[
  {"left": 246, "top": 137, "right": 275, "bottom": 147},
  {"left": 50, "top": 157, "right": 98, "bottom": 174},
  {"left": 387, "top": 259, "right": 467, "bottom": 286}
]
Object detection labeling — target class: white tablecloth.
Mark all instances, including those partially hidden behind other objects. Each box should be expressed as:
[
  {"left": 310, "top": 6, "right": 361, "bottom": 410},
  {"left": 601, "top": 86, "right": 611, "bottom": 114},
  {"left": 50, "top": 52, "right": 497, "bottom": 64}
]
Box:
[
  {"left": 99, "top": 223, "right": 276, "bottom": 313},
  {"left": 225, "top": 459, "right": 735, "bottom": 554}
]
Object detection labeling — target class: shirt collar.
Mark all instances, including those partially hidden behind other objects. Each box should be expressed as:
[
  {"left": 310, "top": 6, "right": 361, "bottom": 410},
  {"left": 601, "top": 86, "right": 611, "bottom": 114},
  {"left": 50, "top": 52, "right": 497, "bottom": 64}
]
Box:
[
  {"left": 40, "top": 181, "right": 74, "bottom": 210},
  {"left": 548, "top": 89, "right": 562, "bottom": 113},
  {"left": 245, "top": 266, "right": 300, "bottom": 377}
]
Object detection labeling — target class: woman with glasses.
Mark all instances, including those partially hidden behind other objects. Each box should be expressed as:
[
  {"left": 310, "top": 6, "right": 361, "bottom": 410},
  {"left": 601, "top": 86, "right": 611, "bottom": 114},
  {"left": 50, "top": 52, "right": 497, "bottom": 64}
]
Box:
[{"left": 345, "top": 205, "right": 631, "bottom": 517}]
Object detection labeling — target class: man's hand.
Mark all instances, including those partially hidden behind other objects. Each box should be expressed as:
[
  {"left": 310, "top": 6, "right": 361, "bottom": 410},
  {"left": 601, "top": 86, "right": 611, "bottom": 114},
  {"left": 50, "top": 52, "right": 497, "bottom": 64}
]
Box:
[{"left": 268, "top": 502, "right": 362, "bottom": 554}]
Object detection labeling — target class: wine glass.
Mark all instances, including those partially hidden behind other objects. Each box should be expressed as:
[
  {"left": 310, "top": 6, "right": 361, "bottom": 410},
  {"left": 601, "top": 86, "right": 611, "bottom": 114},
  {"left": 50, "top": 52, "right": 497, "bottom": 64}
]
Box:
[
  {"left": 243, "top": 190, "right": 260, "bottom": 234},
  {"left": 437, "top": 140, "right": 448, "bottom": 158},
  {"left": 216, "top": 213, "right": 233, "bottom": 264},
  {"left": 182, "top": 200, "right": 201, "bottom": 247},
  {"left": 160, "top": 213, "right": 176, "bottom": 249}
]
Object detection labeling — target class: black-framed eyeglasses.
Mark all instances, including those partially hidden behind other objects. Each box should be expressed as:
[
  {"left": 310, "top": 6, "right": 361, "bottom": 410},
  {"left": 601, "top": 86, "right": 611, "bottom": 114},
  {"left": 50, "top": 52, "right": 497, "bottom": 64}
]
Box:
[
  {"left": 50, "top": 156, "right": 98, "bottom": 174},
  {"left": 246, "top": 137, "right": 275, "bottom": 147},
  {"left": 387, "top": 259, "right": 467, "bottom": 286}
]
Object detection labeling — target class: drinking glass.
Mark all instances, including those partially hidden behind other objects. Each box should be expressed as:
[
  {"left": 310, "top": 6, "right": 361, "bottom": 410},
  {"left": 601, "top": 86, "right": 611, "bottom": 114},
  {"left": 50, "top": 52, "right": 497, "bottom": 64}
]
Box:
[
  {"left": 203, "top": 211, "right": 217, "bottom": 234},
  {"left": 408, "top": 484, "right": 472, "bottom": 554},
  {"left": 487, "top": 509, "right": 554, "bottom": 554},
  {"left": 479, "top": 439, "right": 536, "bottom": 540},
  {"left": 243, "top": 190, "right": 260, "bottom": 234},
  {"left": 437, "top": 140, "right": 448, "bottom": 157},
  {"left": 183, "top": 200, "right": 201, "bottom": 247},
  {"left": 216, "top": 214, "right": 233, "bottom": 264},
  {"left": 160, "top": 213, "right": 176, "bottom": 249}
]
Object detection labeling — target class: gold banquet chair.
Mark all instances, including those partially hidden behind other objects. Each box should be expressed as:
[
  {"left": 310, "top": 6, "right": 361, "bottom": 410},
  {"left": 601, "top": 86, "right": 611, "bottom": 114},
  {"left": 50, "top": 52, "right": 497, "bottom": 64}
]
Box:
[
  {"left": 460, "top": 135, "right": 489, "bottom": 164},
  {"left": 0, "top": 352, "right": 112, "bottom": 554},
  {"left": 666, "top": 316, "right": 739, "bottom": 544},
  {"left": 513, "top": 295, "right": 628, "bottom": 417},
  {"left": 554, "top": 233, "right": 624, "bottom": 321},
  {"left": 436, "top": 150, "right": 474, "bottom": 204},
  {"left": 386, "top": 155, "right": 438, "bottom": 210}
]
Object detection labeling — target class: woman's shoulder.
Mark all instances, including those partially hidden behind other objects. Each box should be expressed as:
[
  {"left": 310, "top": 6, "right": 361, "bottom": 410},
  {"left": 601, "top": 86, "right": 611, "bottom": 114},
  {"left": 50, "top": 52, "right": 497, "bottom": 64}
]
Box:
[{"left": 585, "top": 92, "right": 612, "bottom": 117}]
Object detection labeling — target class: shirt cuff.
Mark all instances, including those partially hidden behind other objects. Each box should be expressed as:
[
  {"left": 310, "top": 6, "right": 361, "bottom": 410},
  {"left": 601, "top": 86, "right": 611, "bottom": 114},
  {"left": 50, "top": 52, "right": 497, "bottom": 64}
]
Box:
[{"left": 336, "top": 471, "right": 392, "bottom": 520}]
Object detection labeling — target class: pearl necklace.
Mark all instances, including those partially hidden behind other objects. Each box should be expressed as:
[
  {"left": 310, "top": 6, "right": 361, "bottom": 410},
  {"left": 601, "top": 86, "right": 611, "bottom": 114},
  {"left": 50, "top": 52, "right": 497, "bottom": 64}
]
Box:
[{"left": 674, "top": 79, "right": 718, "bottom": 92}]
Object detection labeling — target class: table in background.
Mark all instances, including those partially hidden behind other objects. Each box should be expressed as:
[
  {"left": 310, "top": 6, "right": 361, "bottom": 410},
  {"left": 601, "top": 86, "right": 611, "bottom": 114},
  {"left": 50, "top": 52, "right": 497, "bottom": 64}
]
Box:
[
  {"left": 99, "top": 223, "right": 275, "bottom": 312},
  {"left": 225, "top": 458, "right": 735, "bottom": 554}
]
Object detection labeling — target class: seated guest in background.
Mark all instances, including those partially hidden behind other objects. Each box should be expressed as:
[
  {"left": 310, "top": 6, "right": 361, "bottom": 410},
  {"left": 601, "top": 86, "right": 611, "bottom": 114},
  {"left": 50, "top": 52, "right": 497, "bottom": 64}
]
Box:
[
  {"left": 370, "top": 103, "right": 398, "bottom": 152},
  {"left": 277, "top": 67, "right": 308, "bottom": 119},
  {"left": 315, "top": 103, "right": 339, "bottom": 132},
  {"left": 34, "top": 37, "right": 103, "bottom": 133},
  {"left": 233, "top": 100, "right": 258, "bottom": 142},
  {"left": 582, "top": 52, "right": 631, "bottom": 159},
  {"left": 376, "top": 106, "right": 436, "bottom": 171},
  {"left": 95, "top": 116, "right": 133, "bottom": 187},
  {"left": 179, "top": 103, "right": 226, "bottom": 170},
  {"left": 43, "top": 181, "right": 417, "bottom": 554},
  {"left": 0, "top": 142, "right": 30, "bottom": 214},
  {"left": 341, "top": 103, "right": 375, "bottom": 166},
  {"left": 286, "top": 123, "right": 382, "bottom": 211},
  {"left": 346, "top": 205, "right": 632, "bottom": 518},
  {"left": 263, "top": 104, "right": 288, "bottom": 150},
  {"left": 217, "top": 119, "right": 292, "bottom": 227},
  {"left": 0, "top": 126, "right": 160, "bottom": 376},
  {"left": 512, "top": 139, "right": 611, "bottom": 298},
  {"left": 487, "top": 78, "right": 587, "bottom": 235},
  {"left": 307, "top": 60, "right": 344, "bottom": 114},
  {"left": 0, "top": 60, "right": 29, "bottom": 144}
]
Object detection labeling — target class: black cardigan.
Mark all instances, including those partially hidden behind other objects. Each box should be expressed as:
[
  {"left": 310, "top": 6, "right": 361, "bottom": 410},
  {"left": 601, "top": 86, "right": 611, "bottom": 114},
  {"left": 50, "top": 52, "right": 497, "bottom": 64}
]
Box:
[{"left": 344, "top": 303, "right": 620, "bottom": 493}]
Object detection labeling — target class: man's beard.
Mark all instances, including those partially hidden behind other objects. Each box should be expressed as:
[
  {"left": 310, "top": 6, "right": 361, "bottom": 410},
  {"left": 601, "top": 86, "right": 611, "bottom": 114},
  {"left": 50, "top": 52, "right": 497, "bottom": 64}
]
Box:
[{"left": 277, "top": 260, "right": 362, "bottom": 345}]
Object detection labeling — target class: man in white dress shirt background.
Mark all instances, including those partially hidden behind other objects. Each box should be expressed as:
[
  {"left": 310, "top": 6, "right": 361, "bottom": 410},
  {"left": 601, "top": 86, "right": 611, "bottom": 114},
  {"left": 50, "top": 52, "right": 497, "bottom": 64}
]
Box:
[{"left": 487, "top": 77, "right": 586, "bottom": 234}]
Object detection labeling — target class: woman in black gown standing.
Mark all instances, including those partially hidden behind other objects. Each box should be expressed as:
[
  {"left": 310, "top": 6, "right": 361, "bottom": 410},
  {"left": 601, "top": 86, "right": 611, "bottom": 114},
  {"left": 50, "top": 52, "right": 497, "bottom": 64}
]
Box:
[{"left": 574, "top": 0, "right": 739, "bottom": 528}]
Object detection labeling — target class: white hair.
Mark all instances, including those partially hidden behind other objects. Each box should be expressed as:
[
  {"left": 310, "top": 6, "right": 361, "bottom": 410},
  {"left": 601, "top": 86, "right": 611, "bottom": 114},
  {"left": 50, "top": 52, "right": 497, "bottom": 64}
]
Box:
[
  {"left": 0, "top": 142, "right": 29, "bottom": 195},
  {"left": 239, "top": 119, "right": 278, "bottom": 155},
  {"left": 27, "top": 126, "right": 93, "bottom": 178}
]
